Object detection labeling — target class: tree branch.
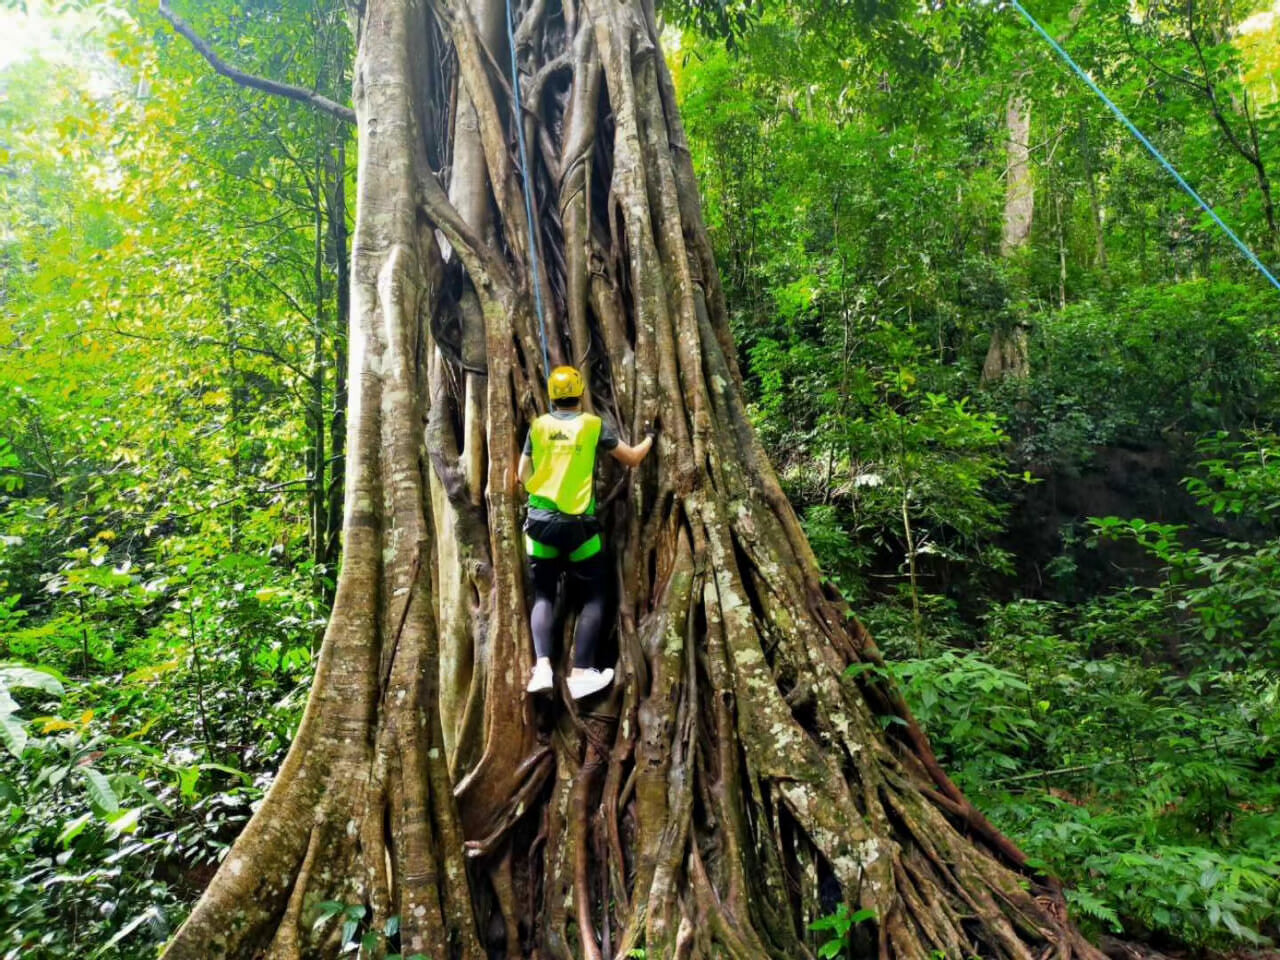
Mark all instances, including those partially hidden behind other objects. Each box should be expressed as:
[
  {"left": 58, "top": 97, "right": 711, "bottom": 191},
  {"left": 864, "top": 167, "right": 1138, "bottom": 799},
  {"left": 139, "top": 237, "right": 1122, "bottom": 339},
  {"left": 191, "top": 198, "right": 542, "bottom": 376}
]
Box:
[
  {"left": 167, "top": 478, "right": 314, "bottom": 520},
  {"left": 158, "top": 1, "right": 356, "bottom": 127},
  {"left": 1121, "top": 15, "right": 1207, "bottom": 99},
  {"left": 1184, "top": 0, "right": 1257, "bottom": 165}
]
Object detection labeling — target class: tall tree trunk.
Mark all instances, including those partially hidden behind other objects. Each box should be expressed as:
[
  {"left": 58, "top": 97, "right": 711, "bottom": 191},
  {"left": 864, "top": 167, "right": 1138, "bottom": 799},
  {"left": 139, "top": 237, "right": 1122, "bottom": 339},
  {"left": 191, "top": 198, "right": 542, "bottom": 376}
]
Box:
[
  {"left": 1078, "top": 114, "right": 1108, "bottom": 273},
  {"left": 323, "top": 136, "right": 349, "bottom": 593},
  {"left": 982, "top": 94, "right": 1032, "bottom": 386},
  {"left": 308, "top": 149, "right": 330, "bottom": 580},
  {"left": 1000, "top": 96, "right": 1034, "bottom": 258},
  {"left": 162, "top": 3, "right": 1102, "bottom": 958}
]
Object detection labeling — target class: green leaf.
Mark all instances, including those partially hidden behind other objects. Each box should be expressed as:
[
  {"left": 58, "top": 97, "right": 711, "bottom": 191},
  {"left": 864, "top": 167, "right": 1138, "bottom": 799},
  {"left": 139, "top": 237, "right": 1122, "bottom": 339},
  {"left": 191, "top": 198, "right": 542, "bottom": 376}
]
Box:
[
  {"left": 175, "top": 765, "right": 201, "bottom": 801},
  {"left": 341, "top": 918, "right": 359, "bottom": 944},
  {"left": 0, "top": 711, "right": 27, "bottom": 757},
  {"left": 124, "top": 660, "right": 181, "bottom": 684},
  {"left": 112, "top": 773, "right": 174, "bottom": 817},
  {"left": 843, "top": 662, "right": 884, "bottom": 681},
  {"left": 312, "top": 901, "right": 345, "bottom": 929},
  {"left": 91, "top": 906, "right": 163, "bottom": 958},
  {"left": 82, "top": 766, "right": 120, "bottom": 815},
  {"left": 106, "top": 806, "right": 144, "bottom": 838},
  {"left": 196, "top": 761, "right": 253, "bottom": 783},
  {"left": 0, "top": 666, "right": 65, "bottom": 697},
  {"left": 0, "top": 713, "right": 26, "bottom": 757},
  {"left": 58, "top": 812, "right": 92, "bottom": 847}
]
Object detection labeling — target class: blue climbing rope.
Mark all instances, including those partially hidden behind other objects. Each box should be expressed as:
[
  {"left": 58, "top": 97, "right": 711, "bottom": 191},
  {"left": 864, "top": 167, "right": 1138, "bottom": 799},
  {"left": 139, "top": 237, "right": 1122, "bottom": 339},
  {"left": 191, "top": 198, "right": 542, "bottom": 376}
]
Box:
[
  {"left": 1007, "top": 0, "right": 1280, "bottom": 294},
  {"left": 506, "top": 0, "right": 553, "bottom": 372}
]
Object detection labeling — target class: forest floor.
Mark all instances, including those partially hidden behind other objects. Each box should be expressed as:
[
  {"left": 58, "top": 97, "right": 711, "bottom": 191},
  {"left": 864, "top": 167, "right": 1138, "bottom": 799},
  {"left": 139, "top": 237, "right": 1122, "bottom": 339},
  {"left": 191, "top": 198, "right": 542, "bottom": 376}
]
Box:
[{"left": 1102, "top": 939, "right": 1280, "bottom": 960}]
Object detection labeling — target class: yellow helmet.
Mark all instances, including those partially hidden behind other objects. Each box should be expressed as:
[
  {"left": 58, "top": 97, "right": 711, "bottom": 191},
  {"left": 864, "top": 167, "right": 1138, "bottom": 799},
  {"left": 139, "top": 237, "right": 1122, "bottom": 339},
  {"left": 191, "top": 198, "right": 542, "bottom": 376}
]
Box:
[{"left": 547, "top": 366, "right": 585, "bottom": 401}]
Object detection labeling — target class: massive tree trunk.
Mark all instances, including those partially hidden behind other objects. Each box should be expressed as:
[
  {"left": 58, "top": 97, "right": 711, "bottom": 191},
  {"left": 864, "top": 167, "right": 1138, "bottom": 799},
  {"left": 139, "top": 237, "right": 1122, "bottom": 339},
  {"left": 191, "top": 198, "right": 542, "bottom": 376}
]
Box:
[{"left": 163, "top": 3, "right": 1102, "bottom": 958}]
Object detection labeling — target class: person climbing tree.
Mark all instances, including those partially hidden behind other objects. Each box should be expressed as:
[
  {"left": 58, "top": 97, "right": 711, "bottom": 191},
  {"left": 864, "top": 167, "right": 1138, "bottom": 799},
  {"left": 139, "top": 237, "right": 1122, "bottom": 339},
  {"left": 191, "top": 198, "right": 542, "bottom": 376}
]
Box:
[{"left": 520, "top": 366, "right": 655, "bottom": 698}]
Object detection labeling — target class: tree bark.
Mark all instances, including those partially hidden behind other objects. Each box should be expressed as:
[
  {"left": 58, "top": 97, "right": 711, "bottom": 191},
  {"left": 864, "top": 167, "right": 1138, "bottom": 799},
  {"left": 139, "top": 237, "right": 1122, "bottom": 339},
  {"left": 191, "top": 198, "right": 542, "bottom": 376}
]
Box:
[
  {"left": 1000, "top": 96, "right": 1034, "bottom": 259},
  {"left": 1078, "top": 115, "right": 1108, "bottom": 273},
  {"left": 983, "top": 94, "right": 1032, "bottom": 386},
  {"left": 162, "top": 3, "right": 1104, "bottom": 958}
]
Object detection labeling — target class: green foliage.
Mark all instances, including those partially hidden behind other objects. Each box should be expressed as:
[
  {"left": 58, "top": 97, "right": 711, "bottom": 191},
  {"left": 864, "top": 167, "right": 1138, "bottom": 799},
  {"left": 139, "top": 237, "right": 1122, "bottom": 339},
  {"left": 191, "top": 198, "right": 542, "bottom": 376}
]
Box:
[
  {"left": 801, "top": 504, "right": 872, "bottom": 601},
  {"left": 0, "top": 666, "right": 64, "bottom": 758},
  {"left": 0, "top": 2, "right": 349, "bottom": 955},
  {"left": 307, "top": 902, "right": 429, "bottom": 959},
  {"left": 1017, "top": 802, "right": 1280, "bottom": 946},
  {"left": 0, "top": 671, "right": 270, "bottom": 958},
  {"left": 896, "top": 574, "right": 1280, "bottom": 946},
  {"left": 1003, "top": 282, "right": 1279, "bottom": 467},
  {"left": 1092, "top": 432, "right": 1280, "bottom": 669},
  {"left": 868, "top": 430, "right": 1280, "bottom": 947},
  {"left": 808, "top": 904, "right": 877, "bottom": 959},
  {"left": 753, "top": 323, "right": 1015, "bottom": 653},
  {"left": 663, "top": 0, "right": 761, "bottom": 46}
]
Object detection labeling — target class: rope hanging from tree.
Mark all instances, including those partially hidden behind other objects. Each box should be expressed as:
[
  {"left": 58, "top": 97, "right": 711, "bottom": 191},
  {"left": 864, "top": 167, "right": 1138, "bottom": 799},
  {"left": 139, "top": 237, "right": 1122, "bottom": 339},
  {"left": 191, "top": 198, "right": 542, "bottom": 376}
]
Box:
[
  {"left": 506, "top": 0, "right": 554, "bottom": 373},
  {"left": 1008, "top": 0, "right": 1280, "bottom": 294}
]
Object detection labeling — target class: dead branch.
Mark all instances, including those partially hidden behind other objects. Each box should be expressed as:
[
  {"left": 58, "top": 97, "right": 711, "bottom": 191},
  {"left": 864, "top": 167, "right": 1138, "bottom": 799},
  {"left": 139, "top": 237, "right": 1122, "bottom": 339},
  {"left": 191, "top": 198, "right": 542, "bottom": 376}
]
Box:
[{"left": 158, "top": 1, "right": 356, "bottom": 126}]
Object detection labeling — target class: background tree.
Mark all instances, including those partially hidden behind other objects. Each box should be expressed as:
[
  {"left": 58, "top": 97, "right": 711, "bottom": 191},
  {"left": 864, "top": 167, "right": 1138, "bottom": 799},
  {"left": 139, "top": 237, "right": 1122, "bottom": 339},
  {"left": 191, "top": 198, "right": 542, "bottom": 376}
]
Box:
[{"left": 981, "top": 93, "right": 1033, "bottom": 384}]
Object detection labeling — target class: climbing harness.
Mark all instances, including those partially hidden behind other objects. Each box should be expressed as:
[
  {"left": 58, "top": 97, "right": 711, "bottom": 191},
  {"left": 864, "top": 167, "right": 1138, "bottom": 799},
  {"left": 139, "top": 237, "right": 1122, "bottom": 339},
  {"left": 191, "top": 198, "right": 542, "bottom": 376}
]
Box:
[
  {"left": 1008, "top": 0, "right": 1280, "bottom": 294},
  {"left": 505, "top": 0, "right": 554, "bottom": 370}
]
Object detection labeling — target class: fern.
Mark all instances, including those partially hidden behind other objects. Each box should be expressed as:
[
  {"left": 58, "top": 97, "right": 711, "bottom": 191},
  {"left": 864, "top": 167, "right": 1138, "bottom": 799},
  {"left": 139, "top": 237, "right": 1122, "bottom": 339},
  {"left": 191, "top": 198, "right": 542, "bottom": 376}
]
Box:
[{"left": 1065, "top": 888, "right": 1121, "bottom": 932}]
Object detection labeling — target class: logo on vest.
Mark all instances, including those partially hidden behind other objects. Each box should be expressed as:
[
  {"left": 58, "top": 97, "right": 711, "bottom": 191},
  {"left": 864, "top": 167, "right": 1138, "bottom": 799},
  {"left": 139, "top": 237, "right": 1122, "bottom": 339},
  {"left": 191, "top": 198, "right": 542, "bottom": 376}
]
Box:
[{"left": 549, "top": 430, "right": 570, "bottom": 441}]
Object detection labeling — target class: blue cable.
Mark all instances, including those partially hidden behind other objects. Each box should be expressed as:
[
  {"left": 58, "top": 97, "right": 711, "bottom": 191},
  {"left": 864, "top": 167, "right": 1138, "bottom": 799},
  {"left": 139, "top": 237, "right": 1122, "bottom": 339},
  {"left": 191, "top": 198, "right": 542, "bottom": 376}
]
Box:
[
  {"left": 506, "top": 0, "right": 553, "bottom": 373},
  {"left": 1007, "top": 0, "right": 1280, "bottom": 294}
]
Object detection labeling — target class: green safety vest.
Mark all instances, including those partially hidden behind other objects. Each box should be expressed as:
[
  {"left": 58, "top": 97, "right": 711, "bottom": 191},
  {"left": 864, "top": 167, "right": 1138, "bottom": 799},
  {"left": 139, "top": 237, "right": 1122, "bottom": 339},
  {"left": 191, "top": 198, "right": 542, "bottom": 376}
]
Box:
[{"left": 525, "top": 413, "right": 602, "bottom": 516}]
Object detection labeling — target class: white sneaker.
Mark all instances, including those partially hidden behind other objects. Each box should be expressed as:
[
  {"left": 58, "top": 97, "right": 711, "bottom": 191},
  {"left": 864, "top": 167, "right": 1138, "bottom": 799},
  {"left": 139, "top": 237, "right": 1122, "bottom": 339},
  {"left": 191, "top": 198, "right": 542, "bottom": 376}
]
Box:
[
  {"left": 527, "top": 659, "right": 553, "bottom": 694},
  {"left": 567, "top": 667, "right": 614, "bottom": 700}
]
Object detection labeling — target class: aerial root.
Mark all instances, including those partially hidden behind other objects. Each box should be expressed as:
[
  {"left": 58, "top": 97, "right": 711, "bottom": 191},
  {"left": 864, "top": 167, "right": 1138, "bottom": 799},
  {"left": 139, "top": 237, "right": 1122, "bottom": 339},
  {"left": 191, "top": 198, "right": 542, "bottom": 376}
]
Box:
[
  {"left": 571, "top": 730, "right": 606, "bottom": 960},
  {"left": 897, "top": 848, "right": 976, "bottom": 959},
  {"left": 358, "top": 786, "right": 392, "bottom": 939},
  {"left": 487, "top": 846, "right": 522, "bottom": 960},
  {"left": 461, "top": 747, "right": 555, "bottom": 857},
  {"left": 688, "top": 837, "right": 787, "bottom": 960},
  {"left": 880, "top": 781, "right": 1005, "bottom": 940},
  {"left": 674, "top": 908, "right": 697, "bottom": 959},
  {"left": 264, "top": 823, "right": 323, "bottom": 960},
  {"left": 601, "top": 732, "right": 634, "bottom": 916}
]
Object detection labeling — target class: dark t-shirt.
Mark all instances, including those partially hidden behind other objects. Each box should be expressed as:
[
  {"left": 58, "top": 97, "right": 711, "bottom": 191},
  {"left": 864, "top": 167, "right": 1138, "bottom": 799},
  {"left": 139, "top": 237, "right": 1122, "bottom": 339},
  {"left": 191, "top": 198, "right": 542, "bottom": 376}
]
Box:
[{"left": 522, "top": 410, "right": 620, "bottom": 457}]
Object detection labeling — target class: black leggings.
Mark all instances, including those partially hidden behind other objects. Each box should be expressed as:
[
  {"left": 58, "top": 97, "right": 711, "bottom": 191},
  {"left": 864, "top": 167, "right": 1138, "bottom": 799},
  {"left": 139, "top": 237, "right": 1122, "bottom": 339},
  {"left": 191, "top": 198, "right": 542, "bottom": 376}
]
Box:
[{"left": 530, "top": 552, "right": 608, "bottom": 668}]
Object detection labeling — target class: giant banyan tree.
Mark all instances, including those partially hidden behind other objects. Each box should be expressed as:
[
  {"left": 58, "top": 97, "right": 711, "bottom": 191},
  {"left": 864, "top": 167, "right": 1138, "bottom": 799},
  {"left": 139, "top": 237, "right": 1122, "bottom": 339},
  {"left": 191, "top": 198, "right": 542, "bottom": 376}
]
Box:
[{"left": 162, "top": 1, "right": 1106, "bottom": 958}]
